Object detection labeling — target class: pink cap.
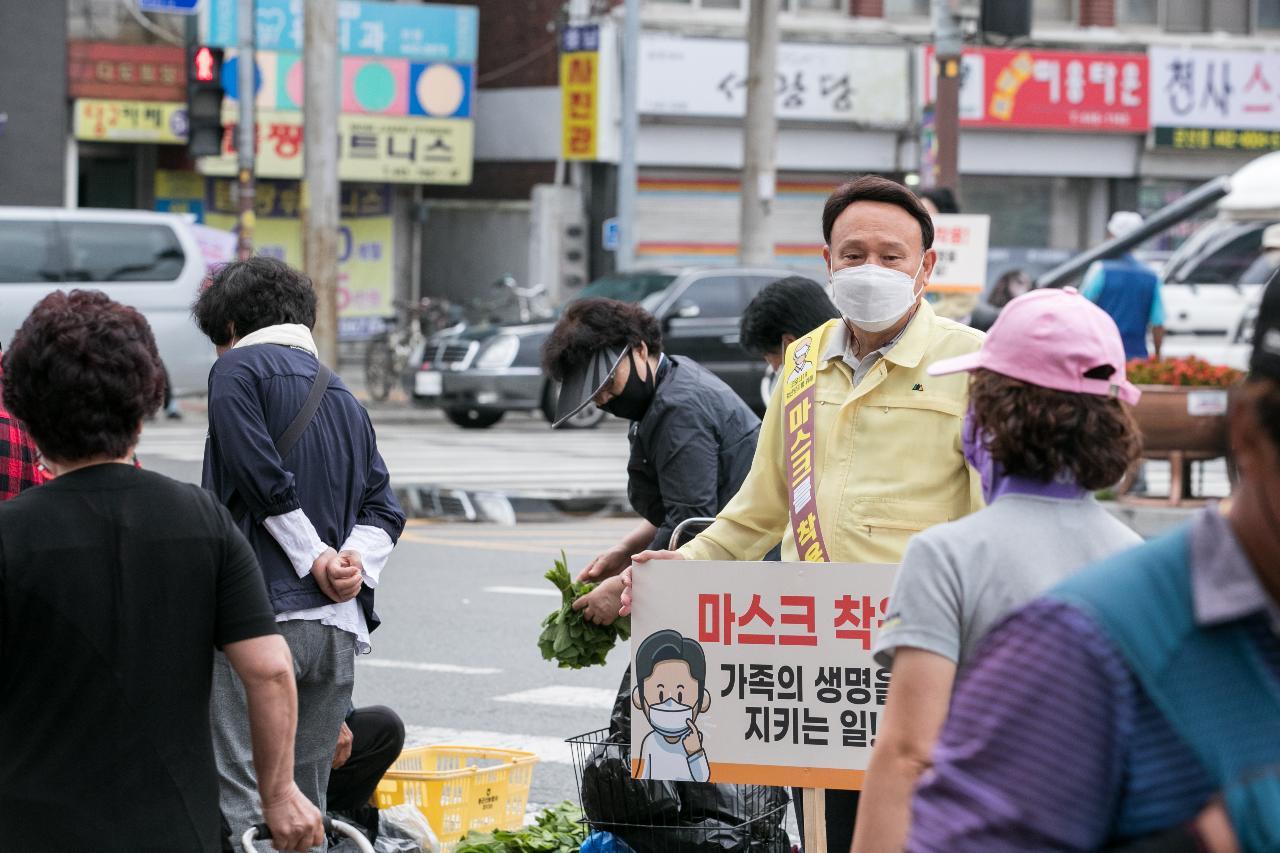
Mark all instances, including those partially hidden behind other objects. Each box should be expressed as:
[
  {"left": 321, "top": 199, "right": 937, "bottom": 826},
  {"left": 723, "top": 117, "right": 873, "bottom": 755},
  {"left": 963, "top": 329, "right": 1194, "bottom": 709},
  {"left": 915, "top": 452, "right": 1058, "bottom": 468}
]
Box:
[{"left": 928, "top": 287, "right": 1142, "bottom": 405}]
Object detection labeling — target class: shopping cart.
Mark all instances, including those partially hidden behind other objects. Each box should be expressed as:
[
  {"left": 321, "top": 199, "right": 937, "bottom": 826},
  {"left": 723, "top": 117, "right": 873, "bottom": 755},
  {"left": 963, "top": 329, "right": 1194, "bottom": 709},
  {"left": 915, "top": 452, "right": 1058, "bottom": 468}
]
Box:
[
  {"left": 240, "top": 817, "right": 374, "bottom": 853},
  {"left": 563, "top": 516, "right": 790, "bottom": 852},
  {"left": 567, "top": 727, "right": 790, "bottom": 852}
]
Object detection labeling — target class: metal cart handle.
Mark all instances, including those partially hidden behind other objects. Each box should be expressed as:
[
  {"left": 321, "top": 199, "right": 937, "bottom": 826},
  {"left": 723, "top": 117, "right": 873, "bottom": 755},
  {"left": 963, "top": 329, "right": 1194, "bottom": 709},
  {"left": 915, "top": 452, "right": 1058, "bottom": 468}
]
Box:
[
  {"left": 241, "top": 816, "right": 374, "bottom": 853},
  {"left": 669, "top": 517, "right": 717, "bottom": 551}
]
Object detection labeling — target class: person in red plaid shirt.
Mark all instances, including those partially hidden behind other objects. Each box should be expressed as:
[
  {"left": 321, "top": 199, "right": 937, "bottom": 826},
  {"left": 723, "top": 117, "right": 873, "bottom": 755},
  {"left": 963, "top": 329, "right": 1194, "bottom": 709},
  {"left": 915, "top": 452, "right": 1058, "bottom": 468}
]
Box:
[{"left": 0, "top": 357, "right": 47, "bottom": 498}]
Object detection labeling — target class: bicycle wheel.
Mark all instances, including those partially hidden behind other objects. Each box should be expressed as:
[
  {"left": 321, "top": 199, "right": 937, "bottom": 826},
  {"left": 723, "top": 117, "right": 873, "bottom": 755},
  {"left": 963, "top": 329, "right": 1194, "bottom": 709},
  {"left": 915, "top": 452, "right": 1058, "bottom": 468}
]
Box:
[{"left": 364, "top": 338, "right": 396, "bottom": 402}]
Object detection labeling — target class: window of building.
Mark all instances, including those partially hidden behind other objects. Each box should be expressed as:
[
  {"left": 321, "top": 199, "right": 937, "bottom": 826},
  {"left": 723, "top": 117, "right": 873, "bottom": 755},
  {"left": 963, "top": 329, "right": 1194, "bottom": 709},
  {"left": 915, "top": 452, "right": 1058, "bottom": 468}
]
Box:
[
  {"left": 1116, "top": 0, "right": 1158, "bottom": 24},
  {"left": 1033, "top": 0, "right": 1075, "bottom": 22},
  {"left": 787, "top": 0, "right": 846, "bottom": 10},
  {"left": 884, "top": 0, "right": 929, "bottom": 16},
  {"left": 63, "top": 222, "right": 185, "bottom": 283},
  {"left": 1260, "top": 0, "right": 1280, "bottom": 27}
]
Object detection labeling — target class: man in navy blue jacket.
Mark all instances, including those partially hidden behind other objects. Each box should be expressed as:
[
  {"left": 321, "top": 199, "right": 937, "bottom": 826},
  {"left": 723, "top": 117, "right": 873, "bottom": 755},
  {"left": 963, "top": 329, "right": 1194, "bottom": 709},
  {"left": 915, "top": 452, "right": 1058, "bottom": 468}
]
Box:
[{"left": 195, "top": 257, "right": 406, "bottom": 849}]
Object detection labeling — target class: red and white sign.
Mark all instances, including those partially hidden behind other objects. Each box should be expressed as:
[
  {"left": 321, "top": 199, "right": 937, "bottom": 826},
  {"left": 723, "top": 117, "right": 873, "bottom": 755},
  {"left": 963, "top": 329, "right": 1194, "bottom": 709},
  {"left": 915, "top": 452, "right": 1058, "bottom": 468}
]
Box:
[{"left": 922, "top": 46, "right": 1149, "bottom": 132}]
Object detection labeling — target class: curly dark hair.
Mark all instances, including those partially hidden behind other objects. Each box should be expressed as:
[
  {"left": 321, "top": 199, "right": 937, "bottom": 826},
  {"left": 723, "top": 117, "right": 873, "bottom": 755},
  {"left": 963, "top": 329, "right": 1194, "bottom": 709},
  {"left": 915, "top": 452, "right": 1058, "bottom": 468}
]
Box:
[
  {"left": 740, "top": 277, "right": 839, "bottom": 356},
  {"left": 969, "top": 369, "right": 1141, "bottom": 490},
  {"left": 3, "top": 290, "right": 165, "bottom": 462},
  {"left": 541, "top": 297, "right": 663, "bottom": 382},
  {"left": 192, "top": 256, "right": 317, "bottom": 346}
]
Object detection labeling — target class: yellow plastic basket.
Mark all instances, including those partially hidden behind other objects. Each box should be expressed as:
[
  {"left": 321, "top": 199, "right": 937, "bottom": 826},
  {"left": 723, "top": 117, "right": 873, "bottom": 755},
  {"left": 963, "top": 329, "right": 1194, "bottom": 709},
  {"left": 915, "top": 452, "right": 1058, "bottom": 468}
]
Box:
[{"left": 374, "top": 744, "right": 539, "bottom": 850}]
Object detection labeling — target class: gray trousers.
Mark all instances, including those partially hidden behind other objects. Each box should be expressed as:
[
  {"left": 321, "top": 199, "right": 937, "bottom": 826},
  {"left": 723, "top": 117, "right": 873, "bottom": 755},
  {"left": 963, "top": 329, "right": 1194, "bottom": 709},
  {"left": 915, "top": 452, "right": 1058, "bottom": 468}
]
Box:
[{"left": 212, "top": 619, "right": 356, "bottom": 852}]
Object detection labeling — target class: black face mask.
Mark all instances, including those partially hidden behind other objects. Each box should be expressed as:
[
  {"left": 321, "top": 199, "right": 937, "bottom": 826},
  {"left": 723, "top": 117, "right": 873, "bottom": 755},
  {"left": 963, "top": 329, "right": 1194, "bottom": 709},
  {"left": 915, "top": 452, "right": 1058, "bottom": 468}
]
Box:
[{"left": 600, "top": 350, "right": 656, "bottom": 421}]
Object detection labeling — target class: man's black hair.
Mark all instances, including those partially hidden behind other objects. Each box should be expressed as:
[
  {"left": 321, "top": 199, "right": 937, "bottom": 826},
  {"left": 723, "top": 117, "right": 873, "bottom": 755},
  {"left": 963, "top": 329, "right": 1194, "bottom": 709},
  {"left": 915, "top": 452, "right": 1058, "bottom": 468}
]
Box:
[
  {"left": 822, "top": 175, "right": 935, "bottom": 251},
  {"left": 192, "top": 256, "right": 318, "bottom": 347},
  {"left": 635, "top": 629, "right": 707, "bottom": 691},
  {"left": 740, "top": 277, "right": 840, "bottom": 356},
  {"left": 919, "top": 187, "right": 960, "bottom": 214}
]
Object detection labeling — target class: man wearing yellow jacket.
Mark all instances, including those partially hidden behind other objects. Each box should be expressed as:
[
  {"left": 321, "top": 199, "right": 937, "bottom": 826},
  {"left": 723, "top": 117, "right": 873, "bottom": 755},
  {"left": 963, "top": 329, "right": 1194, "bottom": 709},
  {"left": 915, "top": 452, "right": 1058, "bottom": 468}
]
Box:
[{"left": 622, "top": 174, "right": 984, "bottom": 851}]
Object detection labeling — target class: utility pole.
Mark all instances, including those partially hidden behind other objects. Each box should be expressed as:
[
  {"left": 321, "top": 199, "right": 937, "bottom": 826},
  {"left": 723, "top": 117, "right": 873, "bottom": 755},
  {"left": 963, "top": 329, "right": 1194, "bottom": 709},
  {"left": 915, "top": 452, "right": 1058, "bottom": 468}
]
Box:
[
  {"left": 739, "top": 0, "right": 779, "bottom": 266},
  {"left": 303, "top": 0, "right": 340, "bottom": 366},
  {"left": 236, "top": 0, "right": 256, "bottom": 259},
  {"left": 616, "top": 0, "right": 640, "bottom": 271},
  {"left": 932, "top": 0, "right": 962, "bottom": 193}
]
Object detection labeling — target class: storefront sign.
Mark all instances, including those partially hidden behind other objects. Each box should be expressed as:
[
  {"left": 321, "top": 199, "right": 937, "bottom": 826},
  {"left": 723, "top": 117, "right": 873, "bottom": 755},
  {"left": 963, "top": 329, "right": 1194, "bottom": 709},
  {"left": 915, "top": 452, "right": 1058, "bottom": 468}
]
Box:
[
  {"left": 68, "top": 42, "right": 186, "bottom": 102},
  {"left": 200, "top": 110, "right": 473, "bottom": 184},
  {"left": 1149, "top": 47, "right": 1280, "bottom": 150},
  {"left": 561, "top": 24, "right": 600, "bottom": 161},
  {"left": 205, "top": 179, "right": 394, "bottom": 337},
  {"left": 640, "top": 35, "right": 910, "bottom": 125},
  {"left": 74, "top": 98, "right": 188, "bottom": 143},
  {"left": 221, "top": 50, "right": 472, "bottom": 119},
  {"left": 208, "top": 0, "right": 478, "bottom": 63},
  {"left": 929, "top": 214, "right": 990, "bottom": 294},
  {"left": 629, "top": 560, "right": 896, "bottom": 788},
  {"left": 922, "top": 46, "right": 1149, "bottom": 132}
]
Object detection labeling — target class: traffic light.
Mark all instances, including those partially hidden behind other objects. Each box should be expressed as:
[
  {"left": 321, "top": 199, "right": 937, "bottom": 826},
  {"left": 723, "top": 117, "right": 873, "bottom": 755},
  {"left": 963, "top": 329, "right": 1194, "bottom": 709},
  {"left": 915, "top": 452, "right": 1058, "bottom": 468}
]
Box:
[{"left": 186, "top": 45, "right": 225, "bottom": 158}]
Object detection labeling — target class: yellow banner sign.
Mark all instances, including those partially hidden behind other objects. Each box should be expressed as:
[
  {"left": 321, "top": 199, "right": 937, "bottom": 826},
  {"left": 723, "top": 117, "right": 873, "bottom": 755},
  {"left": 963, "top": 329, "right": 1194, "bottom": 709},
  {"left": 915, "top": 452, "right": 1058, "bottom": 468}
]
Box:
[
  {"left": 74, "top": 98, "right": 187, "bottom": 144},
  {"left": 199, "top": 111, "right": 474, "bottom": 185},
  {"left": 561, "top": 51, "right": 598, "bottom": 161}
]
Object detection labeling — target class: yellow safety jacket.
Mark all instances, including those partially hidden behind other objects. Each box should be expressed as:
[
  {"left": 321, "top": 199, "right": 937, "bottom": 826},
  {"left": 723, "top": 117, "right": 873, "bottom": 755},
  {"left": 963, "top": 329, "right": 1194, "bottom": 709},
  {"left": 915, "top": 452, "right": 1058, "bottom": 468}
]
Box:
[{"left": 679, "top": 302, "right": 985, "bottom": 564}]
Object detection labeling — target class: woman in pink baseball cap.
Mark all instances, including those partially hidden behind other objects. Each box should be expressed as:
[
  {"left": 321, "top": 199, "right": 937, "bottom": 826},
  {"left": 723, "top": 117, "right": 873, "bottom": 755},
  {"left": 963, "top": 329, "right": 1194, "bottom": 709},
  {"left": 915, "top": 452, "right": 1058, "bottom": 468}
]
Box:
[{"left": 852, "top": 288, "right": 1145, "bottom": 852}]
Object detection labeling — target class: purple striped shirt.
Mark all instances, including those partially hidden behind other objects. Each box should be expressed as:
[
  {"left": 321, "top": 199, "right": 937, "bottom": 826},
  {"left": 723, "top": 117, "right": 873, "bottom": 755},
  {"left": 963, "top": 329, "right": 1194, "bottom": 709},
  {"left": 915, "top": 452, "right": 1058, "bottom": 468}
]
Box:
[{"left": 907, "top": 508, "right": 1280, "bottom": 850}]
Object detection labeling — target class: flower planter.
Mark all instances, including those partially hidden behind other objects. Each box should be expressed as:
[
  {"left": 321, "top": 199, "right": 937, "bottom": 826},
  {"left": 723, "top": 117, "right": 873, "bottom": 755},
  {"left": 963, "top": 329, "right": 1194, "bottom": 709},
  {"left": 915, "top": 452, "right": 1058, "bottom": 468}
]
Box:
[{"left": 1130, "top": 385, "right": 1230, "bottom": 456}]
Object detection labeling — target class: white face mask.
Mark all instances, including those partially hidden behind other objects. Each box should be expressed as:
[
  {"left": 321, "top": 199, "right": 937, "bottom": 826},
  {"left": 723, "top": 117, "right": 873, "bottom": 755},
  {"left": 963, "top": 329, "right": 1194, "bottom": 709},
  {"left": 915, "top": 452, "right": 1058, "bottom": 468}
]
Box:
[
  {"left": 647, "top": 697, "right": 695, "bottom": 737},
  {"left": 830, "top": 258, "right": 925, "bottom": 333}
]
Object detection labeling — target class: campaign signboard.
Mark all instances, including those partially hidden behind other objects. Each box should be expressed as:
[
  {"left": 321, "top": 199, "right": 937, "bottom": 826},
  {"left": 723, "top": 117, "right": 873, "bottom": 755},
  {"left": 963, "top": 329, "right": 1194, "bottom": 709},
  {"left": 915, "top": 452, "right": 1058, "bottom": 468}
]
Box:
[
  {"left": 629, "top": 560, "right": 897, "bottom": 789},
  {"left": 929, "top": 214, "right": 991, "bottom": 295}
]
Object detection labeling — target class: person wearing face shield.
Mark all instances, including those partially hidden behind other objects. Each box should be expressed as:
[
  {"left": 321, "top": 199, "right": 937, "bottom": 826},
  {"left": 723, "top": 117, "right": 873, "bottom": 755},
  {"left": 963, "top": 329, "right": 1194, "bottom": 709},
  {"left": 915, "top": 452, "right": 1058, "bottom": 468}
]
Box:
[
  {"left": 541, "top": 297, "right": 762, "bottom": 623},
  {"left": 904, "top": 271, "right": 1280, "bottom": 852},
  {"left": 620, "top": 175, "right": 986, "bottom": 852}
]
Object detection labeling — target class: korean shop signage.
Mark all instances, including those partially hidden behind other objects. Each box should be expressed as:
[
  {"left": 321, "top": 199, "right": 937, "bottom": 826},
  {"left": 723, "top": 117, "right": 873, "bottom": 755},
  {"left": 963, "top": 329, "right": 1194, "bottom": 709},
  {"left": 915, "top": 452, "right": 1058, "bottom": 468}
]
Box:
[
  {"left": 922, "top": 45, "right": 1149, "bottom": 132},
  {"left": 1150, "top": 47, "right": 1280, "bottom": 150},
  {"left": 74, "top": 99, "right": 188, "bottom": 144},
  {"left": 68, "top": 41, "right": 186, "bottom": 102},
  {"left": 629, "top": 560, "right": 897, "bottom": 789},
  {"left": 639, "top": 35, "right": 910, "bottom": 125},
  {"left": 561, "top": 24, "right": 600, "bottom": 161},
  {"left": 199, "top": 110, "right": 473, "bottom": 185},
  {"left": 208, "top": 0, "right": 478, "bottom": 63}
]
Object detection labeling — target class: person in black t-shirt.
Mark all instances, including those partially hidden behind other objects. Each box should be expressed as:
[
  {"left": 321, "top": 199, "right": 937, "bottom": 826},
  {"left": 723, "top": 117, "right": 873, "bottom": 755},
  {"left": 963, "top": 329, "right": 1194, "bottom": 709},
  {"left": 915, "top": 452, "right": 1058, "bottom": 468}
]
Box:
[{"left": 0, "top": 290, "right": 324, "bottom": 853}]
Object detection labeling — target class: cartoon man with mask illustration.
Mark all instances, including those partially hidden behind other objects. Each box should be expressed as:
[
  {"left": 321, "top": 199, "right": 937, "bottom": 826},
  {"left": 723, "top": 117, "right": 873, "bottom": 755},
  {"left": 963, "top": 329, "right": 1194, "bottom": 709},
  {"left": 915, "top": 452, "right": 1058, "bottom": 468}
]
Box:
[{"left": 633, "top": 629, "right": 712, "bottom": 783}]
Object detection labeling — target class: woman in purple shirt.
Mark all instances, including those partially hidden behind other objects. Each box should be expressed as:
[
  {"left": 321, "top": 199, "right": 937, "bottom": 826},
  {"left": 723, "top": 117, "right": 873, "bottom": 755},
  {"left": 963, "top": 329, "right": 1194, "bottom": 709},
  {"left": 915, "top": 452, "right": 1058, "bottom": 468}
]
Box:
[{"left": 852, "top": 288, "right": 1144, "bottom": 852}]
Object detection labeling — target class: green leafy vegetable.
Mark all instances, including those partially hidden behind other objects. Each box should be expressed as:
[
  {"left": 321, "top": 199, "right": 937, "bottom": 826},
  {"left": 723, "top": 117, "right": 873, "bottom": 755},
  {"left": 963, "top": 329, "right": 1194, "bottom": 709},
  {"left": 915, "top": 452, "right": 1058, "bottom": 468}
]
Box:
[
  {"left": 537, "top": 552, "right": 630, "bottom": 670},
  {"left": 454, "top": 800, "right": 586, "bottom": 853}
]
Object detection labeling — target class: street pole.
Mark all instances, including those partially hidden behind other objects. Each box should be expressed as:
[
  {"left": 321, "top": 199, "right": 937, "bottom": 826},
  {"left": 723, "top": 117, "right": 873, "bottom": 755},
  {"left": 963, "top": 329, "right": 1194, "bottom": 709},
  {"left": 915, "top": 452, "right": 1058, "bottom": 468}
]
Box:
[
  {"left": 303, "top": 0, "right": 340, "bottom": 366},
  {"left": 739, "top": 0, "right": 779, "bottom": 266},
  {"left": 616, "top": 0, "right": 640, "bottom": 271},
  {"left": 236, "top": 0, "right": 256, "bottom": 259},
  {"left": 932, "top": 0, "right": 962, "bottom": 193}
]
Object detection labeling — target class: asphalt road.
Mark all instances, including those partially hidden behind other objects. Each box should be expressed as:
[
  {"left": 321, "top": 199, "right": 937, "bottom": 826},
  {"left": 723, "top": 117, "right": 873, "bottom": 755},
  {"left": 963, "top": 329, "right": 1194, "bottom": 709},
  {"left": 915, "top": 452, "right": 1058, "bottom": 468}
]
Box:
[{"left": 137, "top": 410, "right": 639, "bottom": 812}]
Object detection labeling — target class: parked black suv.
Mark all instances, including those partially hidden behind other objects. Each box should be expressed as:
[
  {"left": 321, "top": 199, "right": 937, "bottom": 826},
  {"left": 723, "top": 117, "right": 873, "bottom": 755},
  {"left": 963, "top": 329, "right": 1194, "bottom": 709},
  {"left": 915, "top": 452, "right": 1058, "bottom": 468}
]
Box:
[{"left": 412, "top": 266, "right": 816, "bottom": 428}]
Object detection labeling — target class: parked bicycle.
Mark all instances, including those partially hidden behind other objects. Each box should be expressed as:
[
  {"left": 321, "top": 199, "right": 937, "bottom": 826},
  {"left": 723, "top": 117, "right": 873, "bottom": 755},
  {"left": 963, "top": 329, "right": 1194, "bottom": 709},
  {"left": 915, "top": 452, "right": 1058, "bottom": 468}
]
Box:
[{"left": 364, "top": 297, "right": 462, "bottom": 402}]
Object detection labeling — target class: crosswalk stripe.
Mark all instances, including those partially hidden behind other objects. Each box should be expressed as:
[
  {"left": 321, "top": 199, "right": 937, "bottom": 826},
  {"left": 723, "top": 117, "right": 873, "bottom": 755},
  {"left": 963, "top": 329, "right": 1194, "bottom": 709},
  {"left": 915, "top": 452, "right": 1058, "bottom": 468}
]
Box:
[
  {"left": 483, "top": 586, "right": 562, "bottom": 597},
  {"left": 357, "top": 658, "right": 502, "bottom": 676},
  {"left": 403, "top": 725, "right": 575, "bottom": 765},
  {"left": 493, "top": 686, "right": 617, "bottom": 710}
]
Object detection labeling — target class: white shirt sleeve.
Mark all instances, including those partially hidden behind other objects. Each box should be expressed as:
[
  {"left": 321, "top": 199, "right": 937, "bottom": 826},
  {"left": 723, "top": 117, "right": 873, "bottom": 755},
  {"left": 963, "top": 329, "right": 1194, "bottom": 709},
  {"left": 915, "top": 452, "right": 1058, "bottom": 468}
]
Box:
[
  {"left": 688, "top": 749, "right": 710, "bottom": 783},
  {"left": 339, "top": 524, "right": 395, "bottom": 588},
  {"left": 263, "top": 509, "right": 329, "bottom": 579}
]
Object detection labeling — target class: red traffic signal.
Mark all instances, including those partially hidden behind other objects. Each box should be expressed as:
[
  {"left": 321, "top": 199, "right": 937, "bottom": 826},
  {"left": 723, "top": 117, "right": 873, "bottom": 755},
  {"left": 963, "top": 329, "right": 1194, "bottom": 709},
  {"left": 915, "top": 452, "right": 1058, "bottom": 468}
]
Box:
[{"left": 194, "top": 46, "right": 216, "bottom": 82}]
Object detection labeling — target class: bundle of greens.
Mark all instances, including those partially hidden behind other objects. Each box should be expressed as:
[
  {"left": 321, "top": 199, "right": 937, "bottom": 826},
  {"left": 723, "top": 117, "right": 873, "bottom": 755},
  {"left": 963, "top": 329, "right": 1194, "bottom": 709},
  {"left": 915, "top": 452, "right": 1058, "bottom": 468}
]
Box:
[
  {"left": 537, "top": 552, "right": 630, "bottom": 670},
  {"left": 454, "top": 800, "right": 586, "bottom": 853}
]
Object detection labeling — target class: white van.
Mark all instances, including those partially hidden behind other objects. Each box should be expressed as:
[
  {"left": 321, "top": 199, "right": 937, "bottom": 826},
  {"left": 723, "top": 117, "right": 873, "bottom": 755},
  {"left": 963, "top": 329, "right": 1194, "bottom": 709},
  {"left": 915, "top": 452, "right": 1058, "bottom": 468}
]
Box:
[
  {"left": 1160, "top": 151, "right": 1280, "bottom": 339},
  {"left": 0, "top": 207, "right": 216, "bottom": 396}
]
